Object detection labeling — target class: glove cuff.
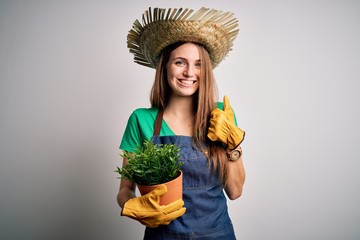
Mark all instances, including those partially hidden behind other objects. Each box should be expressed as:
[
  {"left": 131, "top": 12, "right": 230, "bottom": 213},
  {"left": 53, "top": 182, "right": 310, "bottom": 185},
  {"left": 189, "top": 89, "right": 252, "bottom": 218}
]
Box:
[
  {"left": 228, "top": 127, "right": 245, "bottom": 150},
  {"left": 121, "top": 201, "right": 130, "bottom": 217}
]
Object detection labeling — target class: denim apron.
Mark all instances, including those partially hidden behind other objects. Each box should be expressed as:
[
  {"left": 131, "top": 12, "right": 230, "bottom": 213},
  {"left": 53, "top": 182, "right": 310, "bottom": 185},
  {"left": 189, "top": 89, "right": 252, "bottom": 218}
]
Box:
[{"left": 143, "top": 110, "right": 236, "bottom": 240}]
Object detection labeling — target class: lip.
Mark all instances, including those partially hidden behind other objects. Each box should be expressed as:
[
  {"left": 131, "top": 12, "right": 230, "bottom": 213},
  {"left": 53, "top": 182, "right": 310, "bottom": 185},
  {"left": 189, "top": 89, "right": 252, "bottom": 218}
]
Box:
[{"left": 178, "top": 79, "right": 198, "bottom": 86}]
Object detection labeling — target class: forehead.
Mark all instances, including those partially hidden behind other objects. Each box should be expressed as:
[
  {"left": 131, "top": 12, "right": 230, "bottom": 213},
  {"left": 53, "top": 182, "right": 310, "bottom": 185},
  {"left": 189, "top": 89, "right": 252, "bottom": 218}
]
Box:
[{"left": 170, "top": 43, "right": 200, "bottom": 60}]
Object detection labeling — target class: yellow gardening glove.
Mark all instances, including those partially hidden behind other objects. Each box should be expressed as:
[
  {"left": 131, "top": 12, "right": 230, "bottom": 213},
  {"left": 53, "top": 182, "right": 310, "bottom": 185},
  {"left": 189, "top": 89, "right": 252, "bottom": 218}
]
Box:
[
  {"left": 122, "top": 185, "right": 186, "bottom": 228},
  {"left": 207, "top": 96, "right": 245, "bottom": 149}
]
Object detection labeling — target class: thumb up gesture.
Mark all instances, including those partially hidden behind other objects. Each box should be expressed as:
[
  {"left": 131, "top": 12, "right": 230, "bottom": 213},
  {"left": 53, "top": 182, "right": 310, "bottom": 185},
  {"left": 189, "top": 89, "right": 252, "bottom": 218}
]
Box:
[{"left": 207, "top": 96, "right": 245, "bottom": 149}]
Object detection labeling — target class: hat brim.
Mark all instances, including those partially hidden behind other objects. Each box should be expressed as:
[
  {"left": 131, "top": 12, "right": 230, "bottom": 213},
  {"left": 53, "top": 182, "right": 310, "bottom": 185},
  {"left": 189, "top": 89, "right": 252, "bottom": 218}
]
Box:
[{"left": 127, "top": 7, "right": 239, "bottom": 69}]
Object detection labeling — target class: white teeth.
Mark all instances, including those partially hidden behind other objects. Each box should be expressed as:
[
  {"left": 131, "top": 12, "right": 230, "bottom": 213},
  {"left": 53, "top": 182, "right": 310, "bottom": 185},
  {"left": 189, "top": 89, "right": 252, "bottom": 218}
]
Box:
[{"left": 180, "top": 80, "right": 195, "bottom": 85}]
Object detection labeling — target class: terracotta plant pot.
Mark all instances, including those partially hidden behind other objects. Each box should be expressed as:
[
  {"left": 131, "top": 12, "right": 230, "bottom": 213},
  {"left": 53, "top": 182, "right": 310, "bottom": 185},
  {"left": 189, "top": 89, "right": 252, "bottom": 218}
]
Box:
[{"left": 137, "top": 170, "right": 183, "bottom": 206}]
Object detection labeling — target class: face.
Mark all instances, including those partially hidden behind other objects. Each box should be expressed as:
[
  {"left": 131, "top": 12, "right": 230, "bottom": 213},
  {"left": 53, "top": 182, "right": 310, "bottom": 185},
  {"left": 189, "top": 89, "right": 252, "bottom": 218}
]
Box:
[{"left": 166, "top": 43, "right": 201, "bottom": 97}]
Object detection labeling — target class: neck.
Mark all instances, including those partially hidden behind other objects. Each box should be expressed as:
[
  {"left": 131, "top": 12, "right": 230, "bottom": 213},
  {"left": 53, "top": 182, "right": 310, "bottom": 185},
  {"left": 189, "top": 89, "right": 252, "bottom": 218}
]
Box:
[
  {"left": 163, "top": 95, "right": 195, "bottom": 136},
  {"left": 165, "top": 95, "right": 194, "bottom": 118}
]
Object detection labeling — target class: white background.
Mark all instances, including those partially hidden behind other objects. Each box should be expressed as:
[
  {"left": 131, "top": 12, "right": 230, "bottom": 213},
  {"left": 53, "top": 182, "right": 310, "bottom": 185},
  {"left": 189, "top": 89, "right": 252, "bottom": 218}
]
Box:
[{"left": 1, "top": 0, "right": 359, "bottom": 239}]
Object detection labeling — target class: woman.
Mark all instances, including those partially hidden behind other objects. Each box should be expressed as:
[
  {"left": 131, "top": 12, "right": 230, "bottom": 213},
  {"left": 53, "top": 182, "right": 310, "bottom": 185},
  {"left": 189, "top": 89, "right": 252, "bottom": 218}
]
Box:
[{"left": 117, "top": 7, "right": 246, "bottom": 239}]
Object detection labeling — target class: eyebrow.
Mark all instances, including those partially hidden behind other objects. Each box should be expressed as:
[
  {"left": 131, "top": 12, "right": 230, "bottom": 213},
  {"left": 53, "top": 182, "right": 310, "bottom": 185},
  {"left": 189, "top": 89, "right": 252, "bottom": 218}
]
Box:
[{"left": 171, "top": 57, "right": 201, "bottom": 62}]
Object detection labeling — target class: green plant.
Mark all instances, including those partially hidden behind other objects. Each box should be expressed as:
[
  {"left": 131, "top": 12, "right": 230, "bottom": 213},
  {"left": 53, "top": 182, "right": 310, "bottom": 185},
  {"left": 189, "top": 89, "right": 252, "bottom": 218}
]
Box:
[{"left": 116, "top": 140, "right": 183, "bottom": 186}]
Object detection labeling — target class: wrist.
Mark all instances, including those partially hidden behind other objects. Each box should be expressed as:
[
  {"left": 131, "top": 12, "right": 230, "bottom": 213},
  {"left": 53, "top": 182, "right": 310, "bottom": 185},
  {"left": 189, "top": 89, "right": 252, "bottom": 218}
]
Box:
[{"left": 226, "top": 144, "right": 242, "bottom": 161}]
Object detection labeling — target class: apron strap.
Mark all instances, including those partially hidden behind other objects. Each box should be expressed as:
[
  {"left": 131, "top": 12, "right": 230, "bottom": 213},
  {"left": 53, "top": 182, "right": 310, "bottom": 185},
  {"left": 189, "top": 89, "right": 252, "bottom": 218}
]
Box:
[{"left": 153, "top": 109, "right": 164, "bottom": 136}]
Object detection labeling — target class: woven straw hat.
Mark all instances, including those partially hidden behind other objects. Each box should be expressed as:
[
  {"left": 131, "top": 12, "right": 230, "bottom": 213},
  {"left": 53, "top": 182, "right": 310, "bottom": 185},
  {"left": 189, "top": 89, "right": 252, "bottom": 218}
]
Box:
[{"left": 127, "top": 7, "right": 239, "bottom": 69}]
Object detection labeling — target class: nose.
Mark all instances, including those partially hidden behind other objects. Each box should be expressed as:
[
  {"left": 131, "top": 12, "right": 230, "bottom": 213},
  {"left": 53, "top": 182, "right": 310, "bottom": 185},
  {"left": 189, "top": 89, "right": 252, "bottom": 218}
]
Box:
[{"left": 183, "top": 66, "right": 194, "bottom": 77}]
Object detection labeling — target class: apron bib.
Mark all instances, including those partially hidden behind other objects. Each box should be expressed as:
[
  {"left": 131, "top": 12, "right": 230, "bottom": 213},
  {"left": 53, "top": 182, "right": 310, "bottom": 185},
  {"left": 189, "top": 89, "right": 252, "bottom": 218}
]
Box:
[{"left": 144, "top": 110, "right": 236, "bottom": 240}]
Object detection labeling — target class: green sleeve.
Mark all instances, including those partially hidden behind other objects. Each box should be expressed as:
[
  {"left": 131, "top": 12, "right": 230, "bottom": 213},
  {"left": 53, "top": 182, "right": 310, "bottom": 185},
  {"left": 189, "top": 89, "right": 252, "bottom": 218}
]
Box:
[{"left": 119, "top": 108, "right": 175, "bottom": 152}]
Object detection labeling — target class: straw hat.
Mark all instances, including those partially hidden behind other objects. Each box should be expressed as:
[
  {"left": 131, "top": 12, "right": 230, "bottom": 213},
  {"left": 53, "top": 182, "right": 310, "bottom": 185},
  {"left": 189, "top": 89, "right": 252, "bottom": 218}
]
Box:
[{"left": 127, "top": 7, "right": 239, "bottom": 69}]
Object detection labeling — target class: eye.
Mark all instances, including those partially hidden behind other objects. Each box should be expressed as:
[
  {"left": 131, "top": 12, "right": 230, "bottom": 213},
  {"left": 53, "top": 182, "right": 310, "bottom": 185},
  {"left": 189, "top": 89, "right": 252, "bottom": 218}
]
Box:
[
  {"left": 175, "top": 60, "right": 186, "bottom": 66},
  {"left": 195, "top": 61, "right": 201, "bottom": 68}
]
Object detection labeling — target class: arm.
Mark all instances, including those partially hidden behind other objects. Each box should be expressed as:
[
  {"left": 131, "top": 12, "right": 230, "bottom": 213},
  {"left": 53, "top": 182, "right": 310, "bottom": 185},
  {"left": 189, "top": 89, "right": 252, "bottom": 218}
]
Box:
[
  {"left": 207, "top": 96, "right": 246, "bottom": 199},
  {"left": 117, "top": 158, "right": 136, "bottom": 208},
  {"left": 224, "top": 151, "right": 246, "bottom": 200}
]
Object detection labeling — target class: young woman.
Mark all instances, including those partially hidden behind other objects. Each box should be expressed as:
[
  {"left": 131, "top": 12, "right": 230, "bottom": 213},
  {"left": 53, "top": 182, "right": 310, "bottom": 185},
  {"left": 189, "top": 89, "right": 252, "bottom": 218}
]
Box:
[{"left": 117, "top": 7, "right": 246, "bottom": 239}]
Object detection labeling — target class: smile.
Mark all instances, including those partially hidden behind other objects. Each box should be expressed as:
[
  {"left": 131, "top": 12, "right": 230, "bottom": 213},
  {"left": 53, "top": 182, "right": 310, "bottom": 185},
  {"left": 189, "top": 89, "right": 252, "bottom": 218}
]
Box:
[{"left": 178, "top": 79, "right": 197, "bottom": 86}]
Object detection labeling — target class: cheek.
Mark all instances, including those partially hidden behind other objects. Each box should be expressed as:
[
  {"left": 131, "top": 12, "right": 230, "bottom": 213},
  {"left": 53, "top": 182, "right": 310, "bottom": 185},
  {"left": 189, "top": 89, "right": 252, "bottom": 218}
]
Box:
[
  {"left": 195, "top": 69, "right": 201, "bottom": 78},
  {"left": 166, "top": 66, "right": 176, "bottom": 79},
  {"left": 167, "top": 68, "right": 183, "bottom": 81},
  {"left": 166, "top": 68, "right": 174, "bottom": 83}
]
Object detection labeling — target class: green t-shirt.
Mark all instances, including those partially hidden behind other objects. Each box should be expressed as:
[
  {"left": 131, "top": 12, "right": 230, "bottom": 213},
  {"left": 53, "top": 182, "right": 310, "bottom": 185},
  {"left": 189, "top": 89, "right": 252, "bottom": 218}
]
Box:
[
  {"left": 120, "top": 107, "right": 175, "bottom": 152},
  {"left": 119, "top": 102, "right": 236, "bottom": 152}
]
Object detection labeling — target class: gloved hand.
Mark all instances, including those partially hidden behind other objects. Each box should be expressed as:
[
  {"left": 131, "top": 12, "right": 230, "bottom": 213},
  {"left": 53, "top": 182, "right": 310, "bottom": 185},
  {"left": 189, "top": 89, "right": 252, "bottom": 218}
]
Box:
[
  {"left": 122, "top": 184, "right": 186, "bottom": 228},
  {"left": 207, "top": 96, "right": 245, "bottom": 149}
]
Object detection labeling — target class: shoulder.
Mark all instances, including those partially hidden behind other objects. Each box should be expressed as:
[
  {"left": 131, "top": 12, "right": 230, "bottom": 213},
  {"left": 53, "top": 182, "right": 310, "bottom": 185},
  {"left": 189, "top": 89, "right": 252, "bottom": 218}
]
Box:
[
  {"left": 128, "top": 107, "right": 158, "bottom": 121},
  {"left": 121, "top": 107, "right": 159, "bottom": 152},
  {"left": 216, "top": 101, "right": 224, "bottom": 110},
  {"left": 126, "top": 107, "right": 160, "bottom": 133},
  {"left": 132, "top": 107, "right": 158, "bottom": 116}
]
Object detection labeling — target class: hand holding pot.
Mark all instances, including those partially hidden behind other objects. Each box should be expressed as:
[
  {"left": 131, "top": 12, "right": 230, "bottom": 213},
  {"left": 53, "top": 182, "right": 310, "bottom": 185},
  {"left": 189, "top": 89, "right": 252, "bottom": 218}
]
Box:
[
  {"left": 122, "top": 184, "right": 186, "bottom": 228},
  {"left": 207, "top": 96, "right": 245, "bottom": 149}
]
